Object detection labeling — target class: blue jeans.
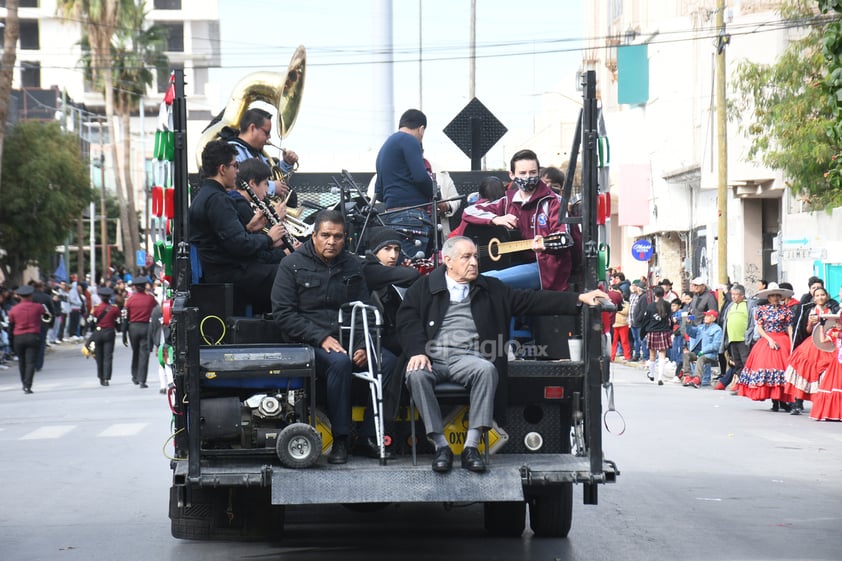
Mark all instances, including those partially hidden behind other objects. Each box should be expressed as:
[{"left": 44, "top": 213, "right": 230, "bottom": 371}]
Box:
[
  {"left": 381, "top": 208, "right": 431, "bottom": 260},
  {"left": 483, "top": 262, "right": 541, "bottom": 290},
  {"left": 630, "top": 326, "right": 648, "bottom": 359}
]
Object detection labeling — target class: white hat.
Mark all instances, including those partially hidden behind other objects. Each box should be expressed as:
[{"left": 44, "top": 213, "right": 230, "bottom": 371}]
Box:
[
  {"left": 754, "top": 282, "right": 793, "bottom": 300},
  {"left": 690, "top": 276, "right": 706, "bottom": 286}
]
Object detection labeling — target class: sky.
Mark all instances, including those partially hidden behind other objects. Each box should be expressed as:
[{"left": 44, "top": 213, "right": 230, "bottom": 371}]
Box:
[{"left": 207, "top": 0, "right": 585, "bottom": 173}]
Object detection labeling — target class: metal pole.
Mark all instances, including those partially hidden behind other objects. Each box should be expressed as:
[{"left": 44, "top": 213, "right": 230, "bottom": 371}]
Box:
[
  {"left": 99, "top": 117, "right": 108, "bottom": 283},
  {"left": 89, "top": 201, "right": 96, "bottom": 285},
  {"left": 469, "top": 0, "right": 476, "bottom": 100},
  {"left": 716, "top": 0, "right": 728, "bottom": 288},
  {"left": 418, "top": 0, "right": 422, "bottom": 110}
]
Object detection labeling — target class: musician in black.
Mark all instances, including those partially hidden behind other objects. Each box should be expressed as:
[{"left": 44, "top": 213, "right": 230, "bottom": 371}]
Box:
[
  {"left": 228, "top": 159, "right": 294, "bottom": 263},
  {"left": 190, "top": 141, "right": 287, "bottom": 314},
  {"left": 228, "top": 108, "right": 299, "bottom": 207}
]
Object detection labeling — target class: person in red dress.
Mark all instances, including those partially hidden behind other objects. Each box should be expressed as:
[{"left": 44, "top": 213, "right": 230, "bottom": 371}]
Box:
[
  {"left": 810, "top": 314, "right": 842, "bottom": 421},
  {"left": 783, "top": 286, "right": 839, "bottom": 414},
  {"left": 735, "top": 283, "right": 794, "bottom": 411}
]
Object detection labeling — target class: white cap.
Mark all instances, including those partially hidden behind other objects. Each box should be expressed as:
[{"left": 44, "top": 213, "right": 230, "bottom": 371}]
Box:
[{"left": 690, "top": 276, "right": 706, "bottom": 286}]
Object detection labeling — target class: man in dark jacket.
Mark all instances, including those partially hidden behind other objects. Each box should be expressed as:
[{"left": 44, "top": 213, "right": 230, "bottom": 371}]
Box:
[
  {"left": 189, "top": 140, "right": 288, "bottom": 314},
  {"left": 361, "top": 227, "right": 420, "bottom": 356},
  {"left": 271, "top": 210, "right": 397, "bottom": 465},
  {"left": 397, "top": 236, "right": 606, "bottom": 473}
]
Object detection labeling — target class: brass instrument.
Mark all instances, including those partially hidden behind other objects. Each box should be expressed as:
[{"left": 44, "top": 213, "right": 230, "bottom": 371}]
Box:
[
  {"left": 195, "top": 45, "right": 306, "bottom": 182},
  {"left": 41, "top": 305, "right": 53, "bottom": 324},
  {"left": 264, "top": 140, "right": 303, "bottom": 219}
]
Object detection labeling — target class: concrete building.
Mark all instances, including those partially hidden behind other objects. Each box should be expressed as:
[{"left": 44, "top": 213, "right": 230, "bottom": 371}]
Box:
[
  {"left": 2, "top": 0, "right": 220, "bottom": 264},
  {"left": 584, "top": 0, "right": 842, "bottom": 297}
]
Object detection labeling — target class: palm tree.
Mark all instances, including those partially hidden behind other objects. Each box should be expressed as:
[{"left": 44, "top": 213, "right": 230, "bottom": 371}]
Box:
[
  {"left": 57, "top": 0, "right": 136, "bottom": 268},
  {"left": 0, "top": 0, "right": 21, "bottom": 198},
  {"left": 111, "top": 1, "right": 169, "bottom": 261}
]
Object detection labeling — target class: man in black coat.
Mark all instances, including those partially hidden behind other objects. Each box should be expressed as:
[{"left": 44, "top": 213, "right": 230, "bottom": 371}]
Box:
[
  {"left": 271, "top": 210, "right": 397, "bottom": 465},
  {"left": 397, "top": 236, "right": 606, "bottom": 473}
]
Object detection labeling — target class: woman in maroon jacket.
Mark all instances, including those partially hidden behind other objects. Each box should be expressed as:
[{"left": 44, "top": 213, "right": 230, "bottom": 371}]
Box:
[
  {"left": 89, "top": 286, "right": 122, "bottom": 386},
  {"left": 8, "top": 285, "right": 45, "bottom": 394}
]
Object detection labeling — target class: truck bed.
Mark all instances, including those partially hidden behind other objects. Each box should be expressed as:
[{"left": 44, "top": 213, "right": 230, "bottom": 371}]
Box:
[{"left": 173, "top": 454, "right": 617, "bottom": 505}]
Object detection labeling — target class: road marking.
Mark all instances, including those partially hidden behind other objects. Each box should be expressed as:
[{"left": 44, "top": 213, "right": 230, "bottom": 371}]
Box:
[
  {"left": 98, "top": 423, "right": 148, "bottom": 437},
  {"left": 20, "top": 425, "right": 76, "bottom": 440}
]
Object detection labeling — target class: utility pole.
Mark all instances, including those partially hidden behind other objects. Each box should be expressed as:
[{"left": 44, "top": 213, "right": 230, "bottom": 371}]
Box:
[
  {"left": 98, "top": 116, "right": 108, "bottom": 281},
  {"left": 715, "top": 0, "right": 728, "bottom": 288}
]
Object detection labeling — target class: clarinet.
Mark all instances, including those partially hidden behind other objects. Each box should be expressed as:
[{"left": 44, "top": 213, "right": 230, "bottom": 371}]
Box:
[{"left": 240, "top": 180, "right": 297, "bottom": 250}]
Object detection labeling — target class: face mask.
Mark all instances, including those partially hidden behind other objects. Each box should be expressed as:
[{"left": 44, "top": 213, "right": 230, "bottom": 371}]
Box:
[{"left": 513, "top": 176, "right": 539, "bottom": 192}]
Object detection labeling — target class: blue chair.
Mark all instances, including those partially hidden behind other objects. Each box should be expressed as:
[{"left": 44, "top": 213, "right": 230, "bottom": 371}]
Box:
[{"left": 189, "top": 245, "right": 203, "bottom": 285}]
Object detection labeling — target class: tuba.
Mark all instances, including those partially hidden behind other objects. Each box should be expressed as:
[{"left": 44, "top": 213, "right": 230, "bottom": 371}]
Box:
[{"left": 195, "top": 45, "right": 306, "bottom": 180}]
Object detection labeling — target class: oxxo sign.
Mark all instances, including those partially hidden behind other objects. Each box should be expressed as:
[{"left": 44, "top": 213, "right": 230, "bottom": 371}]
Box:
[{"left": 631, "top": 239, "right": 654, "bottom": 261}]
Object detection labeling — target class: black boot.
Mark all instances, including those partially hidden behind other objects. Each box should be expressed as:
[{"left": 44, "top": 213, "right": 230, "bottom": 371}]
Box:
[
  {"left": 771, "top": 400, "right": 780, "bottom": 412},
  {"left": 328, "top": 436, "right": 349, "bottom": 465},
  {"left": 790, "top": 398, "right": 803, "bottom": 415}
]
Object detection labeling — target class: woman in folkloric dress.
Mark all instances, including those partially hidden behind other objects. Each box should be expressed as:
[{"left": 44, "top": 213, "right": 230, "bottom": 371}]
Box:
[
  {"left": 810, "top": 315, "right": 842, "bottom": 421},
  {"left": 735, "top": 283, "right": 794, "bottom": 412},
  {"left": 783, "top": 286, "right": 839, "bottom": 415}
]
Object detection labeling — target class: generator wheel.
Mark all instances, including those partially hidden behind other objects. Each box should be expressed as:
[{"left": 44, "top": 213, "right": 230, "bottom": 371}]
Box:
[
  {"left": 528, "top": 483, "right": 573, "bottom": 538},
  {"left": 483, "top": 501, "right": 526, "bottom": 537},
  {"left": 276, "top": 423, "right": 322, "bottom": 469}
]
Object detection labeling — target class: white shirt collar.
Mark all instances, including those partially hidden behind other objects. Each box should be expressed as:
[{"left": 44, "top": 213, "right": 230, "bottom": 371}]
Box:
[
  {"left": 444, "top": 273, "right": 470, "bottom": 302},
  {"left": 512, "top": 189, "right": 533, "bottom": 204}
]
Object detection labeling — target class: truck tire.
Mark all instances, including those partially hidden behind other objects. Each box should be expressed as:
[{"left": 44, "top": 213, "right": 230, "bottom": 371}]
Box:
[
  {"left": 276, "top": 423, "right": 322, "bottom": 469},
  {"left": 483, "top": 501, "right": 526, "bottom": 537},
  {"left": 170, "top": 485, "right": 285, "bottom": 541},
  {"left": 528, "top": 483, "right": 573, "bottom": 538}
]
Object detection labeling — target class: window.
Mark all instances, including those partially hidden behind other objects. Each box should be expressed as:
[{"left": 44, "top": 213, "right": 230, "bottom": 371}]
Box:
[
  {"left": 20, "top": 19, "right": 40, "bottom": 50},
  {"left": 157, "top": 21, "right": 184, "bottom": 52},
  {"left": 157, "top": 63, "right": 182, "bottom": 93},
  {"left": 153, "top": 0, "right": 181, "bottom": 9},
  {"left": 21, "top": 61, "right": 41, "bottom": 88},
  {"left": 0, "top": 1, "right": 40, "bottom": 7}
]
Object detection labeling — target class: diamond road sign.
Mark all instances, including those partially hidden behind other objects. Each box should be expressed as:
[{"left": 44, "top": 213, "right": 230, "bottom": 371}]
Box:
[{"left": 443, "top": 98, "right": 508, "bottom": 162}]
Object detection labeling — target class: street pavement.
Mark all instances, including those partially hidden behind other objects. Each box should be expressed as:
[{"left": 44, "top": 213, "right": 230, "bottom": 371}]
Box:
[{"left": 1, "top": 343, "right": 841, "bottom": 561}]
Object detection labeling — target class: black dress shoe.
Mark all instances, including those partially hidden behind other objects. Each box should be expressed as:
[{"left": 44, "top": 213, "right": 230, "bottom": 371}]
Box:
[
  {"left": 23, "top": 387, "right": 33, "bottom": 394},
  {"left": 139, "top": 383, "right": 148, "bottom": 388},
  {"left": 353, "top": 437, "right": 394, "bottom": 459},
  {"left": 328, "top": 437, "right": 349, "bottom": 465},
  {"left": 461, "top": 446, "right": 486, "bottom": 473},
  {"left": 432, "top": 446, "right": 454, "bottom": 473}
]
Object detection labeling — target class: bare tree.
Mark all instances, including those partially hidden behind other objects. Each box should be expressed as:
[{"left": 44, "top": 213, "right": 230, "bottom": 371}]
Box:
[{"left": 0, "top": 0, "right": 21, "bottom": 198}]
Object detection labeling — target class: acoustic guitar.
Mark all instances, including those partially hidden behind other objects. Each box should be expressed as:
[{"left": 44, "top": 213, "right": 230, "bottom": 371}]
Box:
[{"left": 486, "top": 232, "right": 573, "bottom": 261}]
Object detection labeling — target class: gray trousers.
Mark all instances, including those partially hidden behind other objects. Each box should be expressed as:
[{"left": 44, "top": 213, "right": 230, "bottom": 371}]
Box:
[{"left": 406, "top": 351, "right": 498, "bottom": 436}]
